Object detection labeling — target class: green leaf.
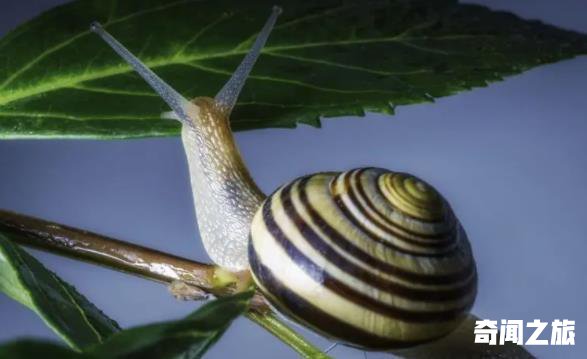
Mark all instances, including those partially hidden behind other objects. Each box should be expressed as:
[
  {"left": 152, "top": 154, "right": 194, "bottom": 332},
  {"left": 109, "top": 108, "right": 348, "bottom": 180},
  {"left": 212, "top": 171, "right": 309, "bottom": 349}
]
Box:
[
  {"left": 0, "top": 0, "right": 586, "bottom": 139},
  {"left": 87, "top": 290, "right": 253, "bottom": 358},
  {"left": 0, "top": 291, "right": 251, "bottom": 358},
  {"left": 0, "top": 340, "right": 89, "bottom": 359},
  {"left": 0, "top": 234, "right": 120, "bottom": 350}
]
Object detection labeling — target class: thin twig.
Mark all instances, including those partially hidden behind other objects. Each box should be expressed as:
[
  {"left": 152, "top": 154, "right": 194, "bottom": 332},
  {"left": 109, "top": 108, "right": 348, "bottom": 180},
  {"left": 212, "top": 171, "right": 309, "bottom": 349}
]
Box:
[
  {"left": 0, "top": 209, "right": 329, "bottom": 358},
  {"left": 246, "top": 311, "right": 330, "bottom": 359},
  {"left": 0, "top": 209, "right": 227, "bottom": 291}
]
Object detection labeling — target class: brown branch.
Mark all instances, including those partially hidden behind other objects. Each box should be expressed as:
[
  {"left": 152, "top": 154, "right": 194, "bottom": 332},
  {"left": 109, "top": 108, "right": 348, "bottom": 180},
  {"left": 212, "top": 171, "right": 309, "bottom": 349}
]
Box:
[
  {"left": 0, "top": 209, "right": 248, "bottom": 297},
  {"left": 0, "top": 209, "right": 327, "bottom": 356}
]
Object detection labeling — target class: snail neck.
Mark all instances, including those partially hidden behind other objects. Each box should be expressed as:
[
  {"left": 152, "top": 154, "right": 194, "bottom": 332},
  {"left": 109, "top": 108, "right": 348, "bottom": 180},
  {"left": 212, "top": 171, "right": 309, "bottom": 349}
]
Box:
[{"left": 181, "top": 97, "right": 264, "bottom": 271}]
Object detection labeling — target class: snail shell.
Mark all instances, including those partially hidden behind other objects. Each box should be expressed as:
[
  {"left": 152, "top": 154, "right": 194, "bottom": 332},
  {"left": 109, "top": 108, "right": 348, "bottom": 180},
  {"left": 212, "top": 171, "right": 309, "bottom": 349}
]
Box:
[{"left": 248, "top": 168, "right": 477, "bottom": 349}]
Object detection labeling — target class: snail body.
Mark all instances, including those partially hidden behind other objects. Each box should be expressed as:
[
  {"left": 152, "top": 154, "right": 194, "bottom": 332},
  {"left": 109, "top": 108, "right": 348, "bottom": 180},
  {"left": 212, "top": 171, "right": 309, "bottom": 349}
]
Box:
[
  {"left": 180, "top": 97, "right": 264, "bottom": 270},
  {"left": 92, "top": 7, "right": 477, "bottom": 351}
]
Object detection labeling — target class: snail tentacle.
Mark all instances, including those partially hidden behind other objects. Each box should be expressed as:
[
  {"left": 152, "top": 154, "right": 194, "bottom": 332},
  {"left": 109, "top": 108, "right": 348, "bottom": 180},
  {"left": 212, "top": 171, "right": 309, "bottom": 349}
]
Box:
[
  {"left": 90, "top": 22, "right": 193, "bottom": 125},
  {"left": 215, "top": 6, "right": 282, "bottom": 115}
]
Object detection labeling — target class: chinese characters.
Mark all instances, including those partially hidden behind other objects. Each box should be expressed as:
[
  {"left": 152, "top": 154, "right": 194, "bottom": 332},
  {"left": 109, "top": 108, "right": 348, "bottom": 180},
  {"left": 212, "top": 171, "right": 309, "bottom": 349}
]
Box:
[{"left": 474, "top": 319, "right": 575, "bottom": 346}]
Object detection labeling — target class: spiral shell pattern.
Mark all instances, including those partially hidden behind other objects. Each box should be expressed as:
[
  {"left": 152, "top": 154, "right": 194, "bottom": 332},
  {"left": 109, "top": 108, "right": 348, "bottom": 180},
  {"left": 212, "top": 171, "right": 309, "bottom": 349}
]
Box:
[{"left": 248, "top": 168, "right": 477, "bottom": 349}]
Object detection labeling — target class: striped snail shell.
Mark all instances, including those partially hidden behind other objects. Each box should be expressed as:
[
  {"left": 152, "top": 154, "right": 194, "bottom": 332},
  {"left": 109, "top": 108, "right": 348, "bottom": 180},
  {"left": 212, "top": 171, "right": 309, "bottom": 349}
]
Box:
[{"left": 249, "top": 168, "right": 477, "bottom": 350}]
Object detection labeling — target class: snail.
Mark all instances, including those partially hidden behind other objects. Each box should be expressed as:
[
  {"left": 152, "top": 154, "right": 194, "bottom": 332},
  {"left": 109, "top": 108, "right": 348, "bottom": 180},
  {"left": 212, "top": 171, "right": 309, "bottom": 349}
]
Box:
[{"left": 91, "top": 6, "right": 477, "bottom": 350}]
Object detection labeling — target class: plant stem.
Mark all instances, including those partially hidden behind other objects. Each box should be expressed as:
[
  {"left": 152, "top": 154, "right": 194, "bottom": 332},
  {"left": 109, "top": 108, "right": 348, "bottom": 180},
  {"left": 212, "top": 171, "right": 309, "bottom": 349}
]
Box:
[
  {"left": 0, "top": 209, "right": 225, "bottom": 292},
  {"left": 246, "top": 311, "right": 330, "bottom": 359},
  {"left": 0, "top": 209, "right": 328, "bottom": 358}
]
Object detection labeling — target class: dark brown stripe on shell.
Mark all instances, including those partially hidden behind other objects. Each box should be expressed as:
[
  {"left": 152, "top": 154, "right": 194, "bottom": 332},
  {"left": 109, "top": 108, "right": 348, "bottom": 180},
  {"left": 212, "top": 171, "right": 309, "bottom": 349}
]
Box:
[
  {"left": 333, "top": 195, "right": 454, "bottom": 257},
  {"left": 369, "top": 168, "right": 453, "bottom": 224},
  {"left": 259, "top": 182, "right": 475, "bottom": 321},
  {"left": 337, "top": 170, "right": 456, "bottom": 255},
  {"left": 350, "top": 169, "right": 457, "bottom": 246},
  {"left": 296, "top": 177, "right": 477, "bottom": 300},
  {"left": 249, "top": 247, "right": 448, "bottom": 349}
]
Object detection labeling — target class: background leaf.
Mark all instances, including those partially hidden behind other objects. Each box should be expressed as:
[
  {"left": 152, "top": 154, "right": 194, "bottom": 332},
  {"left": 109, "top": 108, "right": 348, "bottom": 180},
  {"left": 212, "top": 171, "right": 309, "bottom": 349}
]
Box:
[
  {"left": 0, "top": 340, "right": 89, "bottom": 359},
  {"left": 0, "top": 291, "right": 252, "bottom": 358},
  {"left": 0, "top": 234, "right": 120, "bottom": 350},
  {"left": 87, "top": 290, "right": 253, "bottom": 358},
  {"left": 0, "top": 0, "right": 585, "bottom": 139}
]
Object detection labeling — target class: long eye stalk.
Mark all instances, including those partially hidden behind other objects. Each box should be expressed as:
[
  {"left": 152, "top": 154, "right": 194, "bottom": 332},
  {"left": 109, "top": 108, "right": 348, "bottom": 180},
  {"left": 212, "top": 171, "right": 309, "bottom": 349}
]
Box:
[
  {"left": 91, "top": 6, "right": 281, "bottom": 120},
  {"left": 214, "top": 6, "right": 282, "bottom": 115},
  {"left": 90, "top": 22, "right": 192, "bottom": 124}
]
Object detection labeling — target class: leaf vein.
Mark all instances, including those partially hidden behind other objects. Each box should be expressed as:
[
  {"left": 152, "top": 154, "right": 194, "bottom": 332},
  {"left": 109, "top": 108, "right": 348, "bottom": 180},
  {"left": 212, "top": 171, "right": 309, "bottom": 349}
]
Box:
[
  {"left": 0, "top": 111, "right": 163, "bottom": 121},
  {"left": 52, "top": 277, "right": 105, "bottom": 343},
  {"left": 175, "top": 12, "right": 234, "bottom": 56},
  {"left": 183, "top": 62, "right": 397, "bottom": 95},
  {"left": 265, "top": 51, "right": 432, "bottom": 76},
  {"left": 70, "top": 84, "right": 157, "bottom": 97},
  {"left": 0, "top": 0, "right": 198, "bottom": 90}
]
